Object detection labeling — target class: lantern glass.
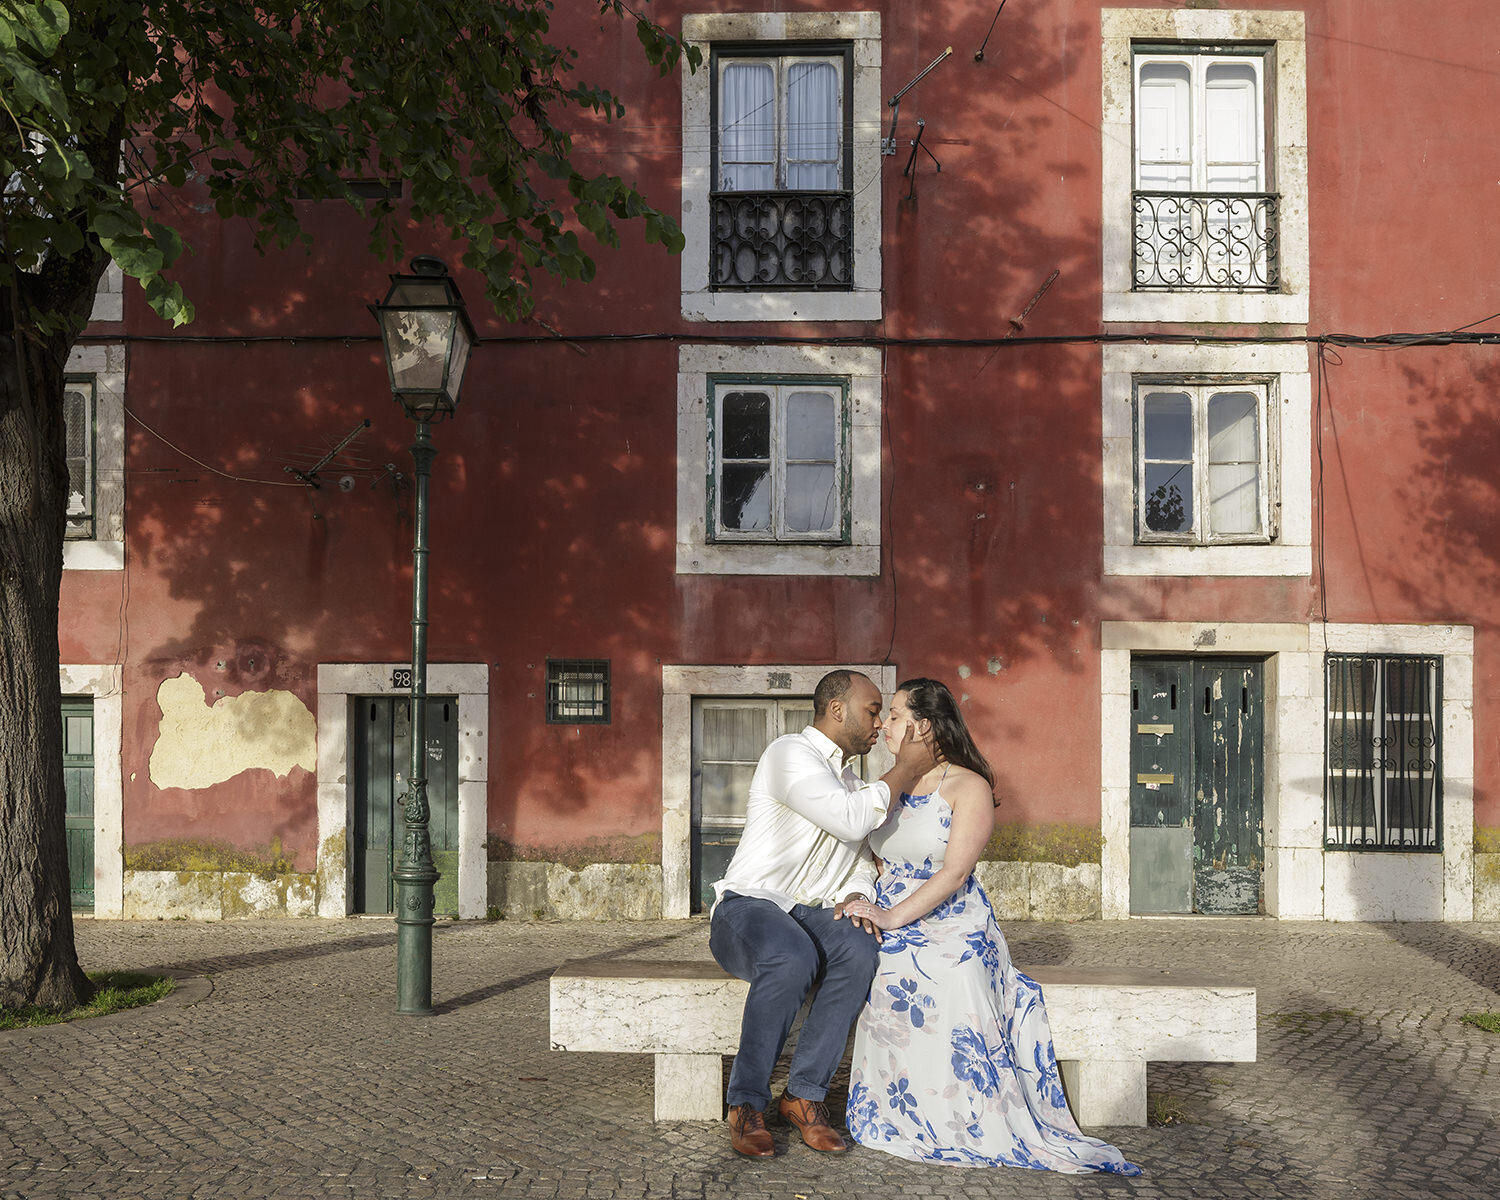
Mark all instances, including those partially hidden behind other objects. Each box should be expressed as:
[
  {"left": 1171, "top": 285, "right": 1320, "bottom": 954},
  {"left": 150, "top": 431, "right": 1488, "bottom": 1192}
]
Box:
[{"left": 372, "top": 259, "right": 476, "bottom": 420}]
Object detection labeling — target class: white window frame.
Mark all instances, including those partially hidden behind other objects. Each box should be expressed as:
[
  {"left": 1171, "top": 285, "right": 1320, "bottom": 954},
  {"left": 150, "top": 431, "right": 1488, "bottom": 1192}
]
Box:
[
  {"left": 678, "top": 344, "right": 880, "bottom": 576},
  {"left": 61, "top": 343, "right": 125, "bottom": 571},
  {"left": 681, "top": 11, "right": 881, "bottom": 323},
  {"left": 1134, "top": 377, "right": 1275, "bottom": 546},
  {"left": 1101, "top": 8, "right": 1307, "bottom": 325},
  {"left": 709, "top": 377, "right": 848, "bottom": 545},
  {"left": 1103, "top": 342, "right": 1310, "bottom": 577}
]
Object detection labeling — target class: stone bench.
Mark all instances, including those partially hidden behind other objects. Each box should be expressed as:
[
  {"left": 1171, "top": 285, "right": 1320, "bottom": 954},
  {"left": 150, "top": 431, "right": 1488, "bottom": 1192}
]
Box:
[{"left": 549, "top": 958, "right": 1256, "bottom": 1127}]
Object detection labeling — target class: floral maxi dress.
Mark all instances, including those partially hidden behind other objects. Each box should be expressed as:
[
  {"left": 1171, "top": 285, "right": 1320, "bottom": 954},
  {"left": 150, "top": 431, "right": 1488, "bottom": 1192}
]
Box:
[{"left": 846, "top": 788, "right": 1141, "bottom": 1173}]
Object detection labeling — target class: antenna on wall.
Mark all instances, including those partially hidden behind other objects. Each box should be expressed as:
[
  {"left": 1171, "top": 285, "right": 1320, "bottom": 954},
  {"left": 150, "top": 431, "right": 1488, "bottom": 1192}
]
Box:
[
  {"left": 975, "top": 1, "right": 1010, "bottom": 62},
  {"left": 882, "top": 46, "right": 953, "bottom": 155}
]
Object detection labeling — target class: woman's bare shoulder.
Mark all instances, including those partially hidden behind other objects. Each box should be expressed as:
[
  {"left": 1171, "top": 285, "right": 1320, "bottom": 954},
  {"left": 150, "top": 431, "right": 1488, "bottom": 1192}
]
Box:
[{"left": 943, "top": 765, "right": 994, "bottom": 806}]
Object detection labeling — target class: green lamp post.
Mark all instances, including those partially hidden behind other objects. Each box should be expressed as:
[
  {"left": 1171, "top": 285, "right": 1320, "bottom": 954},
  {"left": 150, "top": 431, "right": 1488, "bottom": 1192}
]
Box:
[{"left": 370, "top": 255, "right": 477, "bottom": 1015}]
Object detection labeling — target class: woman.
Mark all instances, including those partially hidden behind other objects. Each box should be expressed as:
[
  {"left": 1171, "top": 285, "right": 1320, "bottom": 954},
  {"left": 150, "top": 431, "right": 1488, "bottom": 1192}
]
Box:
[{"left": 842, "top": 679, "right": 1139, "bottom": 1173}]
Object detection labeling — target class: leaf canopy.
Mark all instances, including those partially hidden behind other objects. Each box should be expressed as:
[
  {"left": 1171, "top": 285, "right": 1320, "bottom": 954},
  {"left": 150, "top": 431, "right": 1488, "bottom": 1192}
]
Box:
[{"left": 0, "top": 0, "right": 699, "bottom": 330}]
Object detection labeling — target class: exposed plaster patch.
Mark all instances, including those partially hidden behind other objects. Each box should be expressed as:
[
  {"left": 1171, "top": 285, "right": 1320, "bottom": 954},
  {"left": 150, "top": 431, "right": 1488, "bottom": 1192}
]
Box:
[{"left": 150, "top": 673, "right": 315, "bottom": 790}]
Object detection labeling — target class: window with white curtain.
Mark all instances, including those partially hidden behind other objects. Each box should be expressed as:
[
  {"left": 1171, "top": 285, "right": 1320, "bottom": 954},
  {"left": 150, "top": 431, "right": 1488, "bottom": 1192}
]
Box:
[
  {"left": 1135, "top": 49, "right": 1266, "bottom": 192},
  {"left": 1135, "top": 379, "right": 1274, "bottom": 544},
  {"left": 710, "top": 377, "right": 848, "bottom": 544},
  {"left": 716, "top": 51, "right": 846, "bottom": 193}
]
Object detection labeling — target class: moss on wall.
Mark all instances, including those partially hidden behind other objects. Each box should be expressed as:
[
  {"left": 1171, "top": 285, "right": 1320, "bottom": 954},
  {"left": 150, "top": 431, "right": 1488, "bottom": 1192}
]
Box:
[
  {"left": 125, "top": 837, "right": 296, "bottom": 879},
  {"left": 980, "top": 823, "right": 1104, "bottom": 868},
  {"left": 1474, "top": 827, "right": 1500, "bottom": 855},
  {"left": 484, "top": 832, "right": 662, "bottom": 872}
]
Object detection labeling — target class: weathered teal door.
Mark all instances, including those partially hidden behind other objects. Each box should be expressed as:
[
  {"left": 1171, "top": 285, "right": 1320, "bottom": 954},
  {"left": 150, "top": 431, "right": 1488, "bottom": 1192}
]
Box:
[
  {"left": 62, "top": 699, "right": 95, "bottom": 910},
  {"left": 1130, "top": 658, "right": 1264, "bottom": 914},
  {"left": 353, "top": 697, "right": 459, "bottom": 916}
]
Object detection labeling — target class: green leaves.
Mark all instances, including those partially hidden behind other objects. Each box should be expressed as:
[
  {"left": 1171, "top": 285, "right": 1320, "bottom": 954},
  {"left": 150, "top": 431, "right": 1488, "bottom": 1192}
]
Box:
[{"left": 3, "top": 0, "right": 694, "bottom": 331}]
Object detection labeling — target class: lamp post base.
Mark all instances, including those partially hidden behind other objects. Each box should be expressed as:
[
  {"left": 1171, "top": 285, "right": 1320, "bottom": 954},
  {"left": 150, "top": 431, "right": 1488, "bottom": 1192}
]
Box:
[{"left": 394, "top": 866, "right": 440, "bottom": 1015}]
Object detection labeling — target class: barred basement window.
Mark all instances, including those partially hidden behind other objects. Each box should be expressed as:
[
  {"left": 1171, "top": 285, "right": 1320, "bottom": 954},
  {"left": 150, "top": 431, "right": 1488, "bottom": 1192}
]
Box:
[
  {"left": 546, "top": 660, "right": 610, "bottom": 725},
  {"left": 1324, "top": 653, "right": 1442, "bottom": 851}
]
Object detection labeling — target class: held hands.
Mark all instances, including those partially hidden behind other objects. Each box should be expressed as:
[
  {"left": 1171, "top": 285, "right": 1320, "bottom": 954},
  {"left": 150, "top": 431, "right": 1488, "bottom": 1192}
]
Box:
[
  {"left": 839, "top": 896, "right": 899, "bottom": 931},
  {"left": 834, "top": 892, "right": 883, "bottom": 936}
]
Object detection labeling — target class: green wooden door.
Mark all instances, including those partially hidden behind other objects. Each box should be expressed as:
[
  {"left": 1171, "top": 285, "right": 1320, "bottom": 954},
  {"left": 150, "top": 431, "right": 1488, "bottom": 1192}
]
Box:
[
  {"left": 353, "top": 697, "right": 460, "bottom": 916},
  {"left": 1129, "top": 659, "right": 1264, "bottom": 914},
  {"left": 63, "top": 700, "right": 95, "bottom": 910},
  {"left": 1193, "top": 660, "right": 1264, "bottom": 913}
]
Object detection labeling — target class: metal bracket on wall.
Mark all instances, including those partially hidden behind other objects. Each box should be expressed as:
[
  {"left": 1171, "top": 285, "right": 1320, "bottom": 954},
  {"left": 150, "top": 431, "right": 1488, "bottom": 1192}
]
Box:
[{"left": 882, "top": 46, "right": 953, "bottom": 155}]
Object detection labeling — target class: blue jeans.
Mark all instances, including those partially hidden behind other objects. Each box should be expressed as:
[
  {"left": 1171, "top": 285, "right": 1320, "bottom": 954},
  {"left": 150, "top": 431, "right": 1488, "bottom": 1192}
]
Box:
[{"left": 709, "top": 892, "right": 880, "bottom": 1110}]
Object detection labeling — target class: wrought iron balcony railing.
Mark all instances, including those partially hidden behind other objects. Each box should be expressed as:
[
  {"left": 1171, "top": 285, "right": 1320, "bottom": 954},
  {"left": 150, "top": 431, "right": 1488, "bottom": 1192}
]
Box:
[
  {"left": 1133, "top": 191, "right": 1280, "bottom": 292},
  {"left": 711, "top": 190, "right": 853, "bottom": 290}
]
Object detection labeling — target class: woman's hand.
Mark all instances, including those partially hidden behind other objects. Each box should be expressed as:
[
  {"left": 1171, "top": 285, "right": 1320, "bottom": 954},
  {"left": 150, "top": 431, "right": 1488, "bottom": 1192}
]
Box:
[{"left": 842, "top": 897, "right": 900, "bottom": 931}]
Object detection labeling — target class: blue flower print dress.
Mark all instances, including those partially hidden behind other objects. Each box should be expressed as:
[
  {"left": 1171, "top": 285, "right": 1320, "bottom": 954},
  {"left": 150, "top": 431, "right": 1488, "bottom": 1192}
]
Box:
[{"left": 847, "top": 788, "right": 1140, "bottom": 1173}]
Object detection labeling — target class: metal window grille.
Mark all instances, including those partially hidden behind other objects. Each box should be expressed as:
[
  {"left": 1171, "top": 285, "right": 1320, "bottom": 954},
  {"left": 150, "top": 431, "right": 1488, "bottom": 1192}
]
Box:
[
  {"left": 1133, "top": 191, "right": 1281, "bottom": 291},
  {"left": 711, "top": 191, "right": 854, "bottom": 289},
  {"left": 1324, "top": 653, "right": 1442, "bottom": 851},
  {"left": 546, "top": 660, "right": 610, "bottom": 725}
]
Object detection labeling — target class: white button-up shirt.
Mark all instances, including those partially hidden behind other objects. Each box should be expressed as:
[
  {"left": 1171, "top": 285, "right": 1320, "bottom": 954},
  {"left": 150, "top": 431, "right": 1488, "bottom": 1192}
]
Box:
[{"left": 712, "top": 726, "right": 891, "bottom": 912}]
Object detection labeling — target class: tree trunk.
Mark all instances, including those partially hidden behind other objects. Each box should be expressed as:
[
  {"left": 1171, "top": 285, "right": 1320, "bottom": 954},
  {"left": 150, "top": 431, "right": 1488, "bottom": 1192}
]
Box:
[{"left": 0, "top": 249, "right": 108, "bottom": 1011}]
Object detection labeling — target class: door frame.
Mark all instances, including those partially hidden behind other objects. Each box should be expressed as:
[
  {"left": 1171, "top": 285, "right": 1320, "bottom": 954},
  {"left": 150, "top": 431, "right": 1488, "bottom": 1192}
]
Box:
[
  {"left": 660, "top": 663, "right": 896, "bottom": 918},
  {"left": 316, "top": 663, "right": 488, "bottom": 918}
]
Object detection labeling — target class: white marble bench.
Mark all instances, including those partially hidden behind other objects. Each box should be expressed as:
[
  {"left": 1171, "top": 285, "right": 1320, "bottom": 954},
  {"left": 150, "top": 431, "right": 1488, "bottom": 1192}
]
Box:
[{"left": 549, "top": 959, "right": 1256, "bottom": 1127}]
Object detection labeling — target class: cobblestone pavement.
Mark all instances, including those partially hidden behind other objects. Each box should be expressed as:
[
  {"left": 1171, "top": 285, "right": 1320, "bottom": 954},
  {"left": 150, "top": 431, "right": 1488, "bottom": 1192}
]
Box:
[{"left": 1, "top": 917, "right": 1497, "bottom": 1199}]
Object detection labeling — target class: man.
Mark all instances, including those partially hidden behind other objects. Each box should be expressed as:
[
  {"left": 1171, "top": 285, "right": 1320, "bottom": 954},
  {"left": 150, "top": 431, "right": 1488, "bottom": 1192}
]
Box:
[{"left": 708, "top": 670, "right": 937, "bottom": 1157}]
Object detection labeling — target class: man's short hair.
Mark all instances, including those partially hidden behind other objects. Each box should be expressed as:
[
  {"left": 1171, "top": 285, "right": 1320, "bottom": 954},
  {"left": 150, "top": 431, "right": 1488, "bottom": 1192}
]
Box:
[{"left": 813, "top": 669, "right": 860, "bottom": 718}]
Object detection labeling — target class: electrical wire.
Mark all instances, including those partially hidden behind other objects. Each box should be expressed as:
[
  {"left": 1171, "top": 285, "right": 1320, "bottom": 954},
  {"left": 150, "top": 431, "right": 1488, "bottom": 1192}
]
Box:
[{"left": 124, "top": 403, "right": 304, "bottom": 486}]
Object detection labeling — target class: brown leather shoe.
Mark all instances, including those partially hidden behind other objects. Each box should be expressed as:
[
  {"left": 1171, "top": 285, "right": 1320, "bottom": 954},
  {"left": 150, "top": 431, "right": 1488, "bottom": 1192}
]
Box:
[
  {"left": 777, "top": 1091, "right": 849, "bottom": 1154},
  {"left": 727, "top": 1103, "right": 775, "bottom": 1157}
]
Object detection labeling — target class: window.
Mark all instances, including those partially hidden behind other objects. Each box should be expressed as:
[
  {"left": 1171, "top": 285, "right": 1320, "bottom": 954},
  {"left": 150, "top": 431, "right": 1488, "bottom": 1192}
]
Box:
[
  {"left": 691, "top": 695, "right": 869, "bottom": 912},
  {"left": 677, "top": 344, "right": 880, "bottom": 576},
  {"left": 710, "top": 377, "right": 847, "bottom": 543},
  {"left": 681, "top": 12, "right": 882, "bottom": 323},
  {"left": 1135, "top": 379, "right": 1274, "bottom": 545},
  {"left": 1325, "top": 654, "right": 1442, "bottom": 851},
  {"left": 712, "top": 46, "right": 851, "bottom": 290},
  {"left": 546, "top": 660, "right": 610, "bottom": 725},
  {"left": 61, "top": 343, "right": 124, "bottom": 569},
  {"left": 63, "top": 376, "right": 96, "bottom": 539},
  {"left": 1100, "top": 9, "right": 1307, "bottom": 324},
  {"left": 1102, "top": 343, "right": 1309, "bottom": 577},
  {"left": 1133, "top": 47, "right": 1275, "bottom": 292}
]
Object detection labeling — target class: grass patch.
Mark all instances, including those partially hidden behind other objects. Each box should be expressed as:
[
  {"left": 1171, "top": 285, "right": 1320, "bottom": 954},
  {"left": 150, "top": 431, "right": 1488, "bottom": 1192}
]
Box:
[
  {"left": 0, "top": 971, "right": 174, "bottom": 1030},
  {"left": 1461, "top": 1012, "right": 1500, "bottom": 1034},
  {"left": 1148, "top": 1092, "right": 1186, "bottom": 1126}
]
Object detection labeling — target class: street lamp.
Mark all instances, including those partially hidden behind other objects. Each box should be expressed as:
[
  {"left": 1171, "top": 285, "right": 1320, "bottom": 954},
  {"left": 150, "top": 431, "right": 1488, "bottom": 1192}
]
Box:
[{"left": 371, "top": 255, "right": 477, "bottom": 1015}]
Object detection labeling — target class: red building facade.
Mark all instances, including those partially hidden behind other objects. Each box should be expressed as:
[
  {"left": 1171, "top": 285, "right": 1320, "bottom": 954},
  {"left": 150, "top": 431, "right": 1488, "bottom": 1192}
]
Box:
[{"left": 59, "top": 1, "right": 1500, "bottom": 923}]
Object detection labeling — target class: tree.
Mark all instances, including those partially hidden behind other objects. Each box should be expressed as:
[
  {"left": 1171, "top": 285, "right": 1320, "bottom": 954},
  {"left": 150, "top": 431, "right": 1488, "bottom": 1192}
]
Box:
[{"left": 0, "top": 0, "right": 696, "bottom": 1011}]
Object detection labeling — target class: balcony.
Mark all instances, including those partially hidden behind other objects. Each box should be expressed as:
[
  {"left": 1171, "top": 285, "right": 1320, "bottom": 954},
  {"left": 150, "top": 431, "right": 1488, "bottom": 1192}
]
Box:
[
  {"left": 1133, "top": 191, "right": 1280, "bottom": 292},
  {"left": 711, "top": 191, "right": 853, "bottom": 290}
]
